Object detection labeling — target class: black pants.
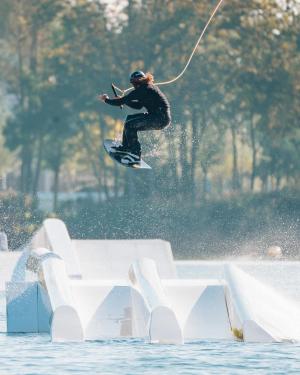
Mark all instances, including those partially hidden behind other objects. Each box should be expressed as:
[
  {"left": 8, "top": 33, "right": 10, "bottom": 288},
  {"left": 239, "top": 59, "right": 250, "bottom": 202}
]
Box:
[{"left": 122, "top": 112, "right": 171, "bottom": 153}]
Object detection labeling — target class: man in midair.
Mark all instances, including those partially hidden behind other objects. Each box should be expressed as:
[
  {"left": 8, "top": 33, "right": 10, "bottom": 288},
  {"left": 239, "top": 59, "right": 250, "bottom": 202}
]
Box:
[{"left": 98, "top": 71, "right": 171, "bottom": 163}]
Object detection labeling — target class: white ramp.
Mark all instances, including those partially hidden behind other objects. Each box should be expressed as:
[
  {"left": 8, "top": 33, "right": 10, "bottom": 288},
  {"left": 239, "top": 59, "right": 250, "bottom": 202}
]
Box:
[
  {"left": 163, "top": 280, "right": 232, "bottom": 340},
  {"left": 7, "top": 219, "right": 300, "bottom": 345},
  {"left": 70, "top": 281, "right": 149, "bottom": 340},
  {"left": 31, "top": 219, "right": 81, "bottom": 279},
  {"left": 129, "top": 258, "right": 183, "bottom": 344},
  {"left": 73, "top": 239, "right": 176, "bottom": 280},
  {"left": 27, "top": 248, "right": 84, "bottom": 342},
  {"left": 224, "top": 264, "right": 300, "bottom": 342},
  {"left": 30, "top": 219, "right": 176, "bottom": 281}
]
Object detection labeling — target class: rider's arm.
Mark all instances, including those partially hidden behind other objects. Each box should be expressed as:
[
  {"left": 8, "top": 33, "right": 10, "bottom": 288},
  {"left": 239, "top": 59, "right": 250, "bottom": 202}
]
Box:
[
  {"left": 105, "top": 89, "right": 141, "bottom": 108},
  {"left": 104, "top": 96, "right": 126, "bottom": 106}
]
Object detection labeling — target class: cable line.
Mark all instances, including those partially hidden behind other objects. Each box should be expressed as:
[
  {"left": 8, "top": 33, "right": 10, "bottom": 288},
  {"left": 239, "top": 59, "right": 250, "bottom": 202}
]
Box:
[{"left": 112, "top": 0, "right": 225, "bottom": 95}]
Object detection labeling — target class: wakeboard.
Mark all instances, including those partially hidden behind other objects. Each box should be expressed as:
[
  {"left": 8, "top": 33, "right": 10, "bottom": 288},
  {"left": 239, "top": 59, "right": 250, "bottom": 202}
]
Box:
[{"left": 103, "top": 139, "right": 151, "bottom": 169}]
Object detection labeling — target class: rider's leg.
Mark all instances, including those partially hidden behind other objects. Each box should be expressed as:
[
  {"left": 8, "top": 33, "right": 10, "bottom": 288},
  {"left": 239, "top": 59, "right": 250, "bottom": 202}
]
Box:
[
  {"left": 122, "top": 113, "right": 149, "bottom": 155},
  {"left": 111, "top": 114, "right": 145, "bottom": 153}
]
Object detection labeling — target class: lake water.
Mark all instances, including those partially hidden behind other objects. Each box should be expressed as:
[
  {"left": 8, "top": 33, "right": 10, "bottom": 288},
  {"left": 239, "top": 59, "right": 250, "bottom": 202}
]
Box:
[{"left": 0, "top": 261, "right": 300, "bottom": 375}]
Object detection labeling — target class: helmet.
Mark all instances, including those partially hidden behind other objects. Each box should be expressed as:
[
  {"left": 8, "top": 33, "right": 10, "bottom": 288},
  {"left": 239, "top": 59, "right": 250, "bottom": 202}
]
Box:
[{"left": 130, "top": 71, "right": 146, "bottom": 82}]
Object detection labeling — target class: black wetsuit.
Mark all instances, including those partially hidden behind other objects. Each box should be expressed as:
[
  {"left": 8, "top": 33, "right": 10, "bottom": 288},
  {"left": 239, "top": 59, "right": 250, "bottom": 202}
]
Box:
[{"left": 105, "top": 83, "right": 171, "bottom": 154}]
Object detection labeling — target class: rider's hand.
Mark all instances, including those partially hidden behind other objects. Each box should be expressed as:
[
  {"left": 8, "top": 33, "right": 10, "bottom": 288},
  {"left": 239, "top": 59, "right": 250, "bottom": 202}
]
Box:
[{"left": 97, "top": 94, "right": 109, "bottom": 102}]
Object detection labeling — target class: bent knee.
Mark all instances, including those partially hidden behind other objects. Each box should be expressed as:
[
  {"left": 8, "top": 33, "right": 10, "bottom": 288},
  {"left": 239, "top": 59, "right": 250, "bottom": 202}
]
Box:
[
  {"left": 125, "top": 115, "right": 135, "bottom": 122},
  {"left": 159, "top": 117, "right": 171, "bottom": 129}
]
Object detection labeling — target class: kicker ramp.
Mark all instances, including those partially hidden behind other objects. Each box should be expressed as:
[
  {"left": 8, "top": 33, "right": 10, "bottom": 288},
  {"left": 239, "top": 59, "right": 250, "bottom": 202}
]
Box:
[
  {"left": 6, "top": 219, "right": 300, "bottom": 344},
  {"left": 6, "top": 248, "right": 82, "bottom": 340},
  {"left": 11, "top": 248, "right": 84, "bottom": 341},
  {"left": 165, "top": 279, "right": 232, "bottom": 340},
  {"left": 72, "top": 239, "right": 176, "bottom": 280},
  {"left": 31, "top": 219, "right": 81, "bottom": 279},
  {"left": 7, "top": 219, "right": 176, "bottom": 341},
  {"left": 8, "top": 246, "right": 149, "bottom": 341},
  {"left": 129, "top": 258, "right": 183, "bottom": 344},
  {"left": 128, "top": 258, "right": 232, "bottom": 342},
  {"left": 224, "top": 264, "right": 300, "bottom": 342},
  {"left": 31, "top": 219, "right": 176, "bottom": 280}
]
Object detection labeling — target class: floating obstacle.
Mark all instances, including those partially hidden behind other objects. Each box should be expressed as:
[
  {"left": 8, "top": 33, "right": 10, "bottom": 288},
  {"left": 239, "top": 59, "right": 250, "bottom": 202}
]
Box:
[{"left": 5, "top": 219, "right": 300, "bottom": 343}]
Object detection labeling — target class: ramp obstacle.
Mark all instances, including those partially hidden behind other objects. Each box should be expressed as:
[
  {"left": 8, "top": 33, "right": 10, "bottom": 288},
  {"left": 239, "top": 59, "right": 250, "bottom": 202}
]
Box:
[{"left": 6, "top": 219, "right": 300, "bottom": 343}]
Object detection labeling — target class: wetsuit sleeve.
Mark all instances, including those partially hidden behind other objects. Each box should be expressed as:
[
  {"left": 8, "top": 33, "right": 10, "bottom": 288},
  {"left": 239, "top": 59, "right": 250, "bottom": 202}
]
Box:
[
  {"left": 104, "top": 96, "right": 126, "bottom": 106},
  {"left": 105, "top": 90, "right": 142, "bottom": 108},
  {"left": 126, "top": 100, "right": 143, "bottom": 109}
]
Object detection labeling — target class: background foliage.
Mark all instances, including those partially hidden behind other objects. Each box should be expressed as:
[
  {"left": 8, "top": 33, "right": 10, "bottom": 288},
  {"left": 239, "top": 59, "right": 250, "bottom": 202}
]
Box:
[{"left": 0, "top": 0, "right": 299, "bottom": 256}]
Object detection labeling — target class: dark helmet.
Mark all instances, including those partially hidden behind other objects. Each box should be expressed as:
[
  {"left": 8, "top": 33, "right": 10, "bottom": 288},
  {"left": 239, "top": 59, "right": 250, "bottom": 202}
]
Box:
[{"left": 130, "top": 71, "right": 146, "bottom": 83}]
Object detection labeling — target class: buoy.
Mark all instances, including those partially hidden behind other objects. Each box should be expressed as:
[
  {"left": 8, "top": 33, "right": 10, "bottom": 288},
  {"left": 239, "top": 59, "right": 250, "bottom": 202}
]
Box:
[{"left": 267, "top": 246, "right": 282, "bottom": 259}]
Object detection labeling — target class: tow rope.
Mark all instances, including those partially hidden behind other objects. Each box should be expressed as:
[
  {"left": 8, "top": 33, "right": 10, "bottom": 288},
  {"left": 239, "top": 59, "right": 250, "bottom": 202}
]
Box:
[{"left": 112, "top": 0, "right": 225, "bottom": 95}]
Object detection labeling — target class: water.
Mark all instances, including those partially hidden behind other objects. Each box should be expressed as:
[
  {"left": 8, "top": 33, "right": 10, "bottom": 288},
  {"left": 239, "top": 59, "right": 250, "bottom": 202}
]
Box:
[{"left": 0, "top": 261, "right": 300, "bottom": 375}]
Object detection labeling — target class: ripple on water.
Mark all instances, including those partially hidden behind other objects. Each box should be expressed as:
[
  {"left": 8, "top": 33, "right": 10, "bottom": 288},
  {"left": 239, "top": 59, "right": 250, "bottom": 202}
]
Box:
[{"left": 0, "top": 330, "right": 300, "bottom": 374}]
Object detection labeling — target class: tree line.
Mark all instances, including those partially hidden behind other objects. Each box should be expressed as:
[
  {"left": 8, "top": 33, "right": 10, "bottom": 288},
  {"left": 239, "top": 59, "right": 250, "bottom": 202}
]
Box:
[{"left": 0, "top": 0, "right": 299, "bottom": 210}]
